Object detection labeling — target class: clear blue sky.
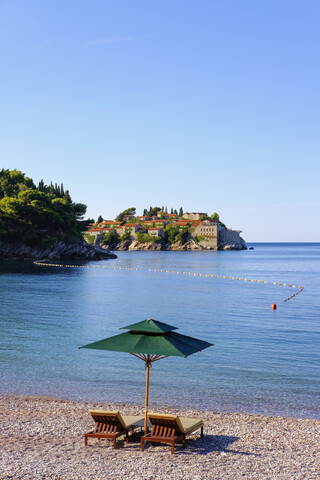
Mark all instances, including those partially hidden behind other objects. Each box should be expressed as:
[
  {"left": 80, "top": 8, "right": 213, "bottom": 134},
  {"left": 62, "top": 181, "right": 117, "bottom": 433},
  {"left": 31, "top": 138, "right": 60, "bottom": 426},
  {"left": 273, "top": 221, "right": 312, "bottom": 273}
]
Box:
[{"left": 1, "top": 0, "right": 319, "bottom": 242}]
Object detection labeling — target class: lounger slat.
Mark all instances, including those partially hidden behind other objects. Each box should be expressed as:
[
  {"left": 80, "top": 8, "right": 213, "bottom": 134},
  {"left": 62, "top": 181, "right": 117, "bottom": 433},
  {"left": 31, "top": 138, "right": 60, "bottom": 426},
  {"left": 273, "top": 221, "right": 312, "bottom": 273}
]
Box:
[{"left": 96, "top": 422, "right": 103, "bottom": 433}]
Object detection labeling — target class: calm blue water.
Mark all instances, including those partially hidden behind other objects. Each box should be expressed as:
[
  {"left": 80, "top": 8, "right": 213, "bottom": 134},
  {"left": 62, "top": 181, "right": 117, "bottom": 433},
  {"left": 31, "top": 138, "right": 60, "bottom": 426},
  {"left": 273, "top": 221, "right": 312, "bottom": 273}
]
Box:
[{"left": 0, "top": 243, "right": 319, "bottom": 419}]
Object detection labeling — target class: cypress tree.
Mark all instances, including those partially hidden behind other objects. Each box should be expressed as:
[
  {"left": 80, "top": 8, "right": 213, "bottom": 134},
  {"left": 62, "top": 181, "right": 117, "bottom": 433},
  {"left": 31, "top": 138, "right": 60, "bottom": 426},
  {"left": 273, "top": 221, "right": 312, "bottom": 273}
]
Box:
[{"left": 64, "top": 190, "right": 72, "bottom": 203}]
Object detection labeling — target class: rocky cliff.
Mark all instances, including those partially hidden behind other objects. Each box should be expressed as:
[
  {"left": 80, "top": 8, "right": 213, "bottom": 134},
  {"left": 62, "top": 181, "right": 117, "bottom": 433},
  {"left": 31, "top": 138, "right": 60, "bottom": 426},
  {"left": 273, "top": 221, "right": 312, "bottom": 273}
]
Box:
[
  {"left": 0, "top": 239, "right": 117, "bottom": 261},
  {"left": 103, "top": 237, "right": 247, "bottom": 252}
]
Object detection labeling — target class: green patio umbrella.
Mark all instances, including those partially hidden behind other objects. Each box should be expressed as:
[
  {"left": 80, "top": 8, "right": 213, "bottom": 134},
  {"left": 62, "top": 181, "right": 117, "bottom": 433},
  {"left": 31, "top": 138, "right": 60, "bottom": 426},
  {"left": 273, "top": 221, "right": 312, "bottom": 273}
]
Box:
[{"left": 79, "top": 318, "right": 213, "bottom": 434}]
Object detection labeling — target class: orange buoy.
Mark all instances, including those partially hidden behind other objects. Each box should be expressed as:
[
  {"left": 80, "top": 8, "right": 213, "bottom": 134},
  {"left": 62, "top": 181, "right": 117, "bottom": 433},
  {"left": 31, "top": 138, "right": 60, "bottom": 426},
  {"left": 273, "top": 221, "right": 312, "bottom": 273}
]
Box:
[{"left": 271, "top": 304, "right": 277, "bottom": 310}]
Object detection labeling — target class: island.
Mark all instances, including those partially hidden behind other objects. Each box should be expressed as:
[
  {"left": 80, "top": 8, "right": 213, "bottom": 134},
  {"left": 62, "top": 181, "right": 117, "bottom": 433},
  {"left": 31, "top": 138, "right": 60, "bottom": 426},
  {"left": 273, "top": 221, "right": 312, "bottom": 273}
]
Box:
[{"left": 84, "top": 207, "right": 247, "bottom": 251}]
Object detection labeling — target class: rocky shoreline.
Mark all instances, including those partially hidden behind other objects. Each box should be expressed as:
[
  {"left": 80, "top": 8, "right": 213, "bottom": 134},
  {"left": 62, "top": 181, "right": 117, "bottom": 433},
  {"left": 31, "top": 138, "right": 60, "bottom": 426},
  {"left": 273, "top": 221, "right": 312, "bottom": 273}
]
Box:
[
  {"left": 1, "top": 394, "right": 319, "bottom": 480},
  {"left": 0, "top": 239, "right": 117, "bottom": 261},
  {"left": 103, "top": 238, "right": 247, "bottom": 252}
]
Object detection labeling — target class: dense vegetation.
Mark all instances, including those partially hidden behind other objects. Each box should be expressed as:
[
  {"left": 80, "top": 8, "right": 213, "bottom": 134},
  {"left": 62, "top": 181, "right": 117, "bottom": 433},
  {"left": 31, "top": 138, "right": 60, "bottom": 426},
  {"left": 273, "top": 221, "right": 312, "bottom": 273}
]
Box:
[
  {"left": 101, "top": 229, "right": 121, "bottom": 246},
  {"left": 142, "top": 206, "right": 184, "bottom": 217},
  {"left": 97, "top": 205, "right": 223, "bottom": 248},
  {"left": 0, "top": 169, "right": 89, "bottom": 247},
  {"left": 136, "top": 232, "right": 159, "bottom": 243}
]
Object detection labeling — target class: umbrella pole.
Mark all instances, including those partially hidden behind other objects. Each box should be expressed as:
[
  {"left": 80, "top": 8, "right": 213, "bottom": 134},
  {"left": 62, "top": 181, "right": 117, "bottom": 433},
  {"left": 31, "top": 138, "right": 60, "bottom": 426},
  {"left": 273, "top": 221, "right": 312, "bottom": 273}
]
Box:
[{"left": 144, "top": 355, "right": 151, "bottom": 435}]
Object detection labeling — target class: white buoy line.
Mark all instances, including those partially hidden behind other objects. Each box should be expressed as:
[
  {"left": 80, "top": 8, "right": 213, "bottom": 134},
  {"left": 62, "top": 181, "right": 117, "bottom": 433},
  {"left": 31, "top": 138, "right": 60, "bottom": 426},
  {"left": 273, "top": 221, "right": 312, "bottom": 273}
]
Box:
[{"left": 34, "top": 260, "right": 304, "bottom": 304}]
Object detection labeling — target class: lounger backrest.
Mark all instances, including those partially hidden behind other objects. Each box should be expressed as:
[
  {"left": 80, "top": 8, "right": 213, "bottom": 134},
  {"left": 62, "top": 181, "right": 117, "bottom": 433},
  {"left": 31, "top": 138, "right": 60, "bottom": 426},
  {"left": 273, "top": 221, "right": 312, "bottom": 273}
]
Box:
[
  {"left": 147, "top": 413, "right": 185, "bottom": 435},
  {"left": 89, "top": 410, "right": 127, "bottom": 430}
]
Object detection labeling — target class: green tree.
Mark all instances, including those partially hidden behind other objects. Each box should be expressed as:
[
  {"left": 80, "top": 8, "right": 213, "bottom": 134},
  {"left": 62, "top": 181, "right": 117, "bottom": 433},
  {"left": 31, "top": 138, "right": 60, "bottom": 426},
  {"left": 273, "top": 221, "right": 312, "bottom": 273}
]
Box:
[
  {"left": 0, "top": 169, "right": 89, "bottom": 247},
  {"left": 0, "top": 168, "right": 35, "bottom": 198},
  {"left": 211, "top": 212, "right": 220, "bottom": 221},
  {"left": 101, "top": 229, "right": 120, "bottom": 246},
  {"left": 177, "top": 227, "right": 189, "bottom": 244},
  {"left": 116, "top": 207, "right": 136, "bottom": 222},
  {"left": 137, "top": 232, "right": 158, "bottom": 243},
  {"left": 64, "top": 190, "right": 72, "bottom": 203},
  {"left": 164, "top": 224, "right": 180, "bottom": 244},
  {"left": 164, "top": 224, "right": 190, "bottom": 245},
  {"left": 178, "top": 207, "right": 183, "bottom": 217},
  {"left": 97, "top": 215, "right": 103, "bottom": 224},
  {"left": 144, "top": 206, "right": 162, "bottom": 217}
]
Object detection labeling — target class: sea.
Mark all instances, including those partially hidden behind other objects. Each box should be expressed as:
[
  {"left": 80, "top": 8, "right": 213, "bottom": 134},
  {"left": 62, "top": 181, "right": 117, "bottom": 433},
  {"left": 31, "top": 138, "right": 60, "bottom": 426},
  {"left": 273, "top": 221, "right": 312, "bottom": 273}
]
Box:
[{"left": 0, "top": 243, "right": 319, "bottom": 419}]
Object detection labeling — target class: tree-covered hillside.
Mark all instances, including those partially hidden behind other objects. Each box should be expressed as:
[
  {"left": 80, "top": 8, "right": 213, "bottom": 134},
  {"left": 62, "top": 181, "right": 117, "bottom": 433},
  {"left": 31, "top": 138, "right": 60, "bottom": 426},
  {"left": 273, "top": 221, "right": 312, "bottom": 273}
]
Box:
[{"left": 0, "top": 169, "right": 88, "bottom": 247}]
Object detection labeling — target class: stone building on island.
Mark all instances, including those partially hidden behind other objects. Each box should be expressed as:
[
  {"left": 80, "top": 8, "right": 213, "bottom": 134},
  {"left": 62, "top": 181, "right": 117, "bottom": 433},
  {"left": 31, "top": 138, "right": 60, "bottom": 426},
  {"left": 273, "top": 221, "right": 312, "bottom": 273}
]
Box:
[{"left": 84, "top": 211, "right": 246, "bottom": 250}]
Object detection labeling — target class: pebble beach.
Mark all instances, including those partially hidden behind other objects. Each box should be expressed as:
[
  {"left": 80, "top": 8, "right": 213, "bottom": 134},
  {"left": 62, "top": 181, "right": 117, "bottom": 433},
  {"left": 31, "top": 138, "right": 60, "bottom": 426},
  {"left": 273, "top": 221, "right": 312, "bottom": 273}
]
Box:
[{"left": 1, "top": 395, "right": 319, "bottom": 480}]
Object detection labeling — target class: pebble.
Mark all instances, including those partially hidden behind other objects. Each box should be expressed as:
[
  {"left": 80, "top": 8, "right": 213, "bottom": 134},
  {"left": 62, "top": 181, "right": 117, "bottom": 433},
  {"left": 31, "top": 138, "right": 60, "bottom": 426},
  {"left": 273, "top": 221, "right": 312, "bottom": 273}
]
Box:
[{"left": 0, "top": 394, "right": 319, "bottom": 480}]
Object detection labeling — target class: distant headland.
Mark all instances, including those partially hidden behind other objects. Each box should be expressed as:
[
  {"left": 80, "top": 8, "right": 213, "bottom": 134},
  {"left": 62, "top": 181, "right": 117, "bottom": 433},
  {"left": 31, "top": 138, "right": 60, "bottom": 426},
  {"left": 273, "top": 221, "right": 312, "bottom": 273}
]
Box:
[
  {"left": 84, "top": 206, "right": 247, "bottom": 251},
  {"left": 0, "top": 169, "right": 115, "bottom": 260}
]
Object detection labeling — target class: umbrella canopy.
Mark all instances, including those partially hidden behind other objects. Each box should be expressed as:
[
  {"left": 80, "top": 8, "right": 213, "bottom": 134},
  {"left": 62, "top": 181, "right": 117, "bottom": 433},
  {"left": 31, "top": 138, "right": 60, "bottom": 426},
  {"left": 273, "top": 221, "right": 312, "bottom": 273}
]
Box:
[{"left": 80, "top": 318, "right": 213, "bottom": 433}]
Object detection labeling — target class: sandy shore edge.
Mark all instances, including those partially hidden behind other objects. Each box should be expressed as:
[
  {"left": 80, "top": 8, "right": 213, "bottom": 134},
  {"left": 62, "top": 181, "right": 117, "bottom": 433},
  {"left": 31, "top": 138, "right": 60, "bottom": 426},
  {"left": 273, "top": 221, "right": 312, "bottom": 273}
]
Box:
[{"left": 1, "top": 394, "right": 319, "bottom": 480}]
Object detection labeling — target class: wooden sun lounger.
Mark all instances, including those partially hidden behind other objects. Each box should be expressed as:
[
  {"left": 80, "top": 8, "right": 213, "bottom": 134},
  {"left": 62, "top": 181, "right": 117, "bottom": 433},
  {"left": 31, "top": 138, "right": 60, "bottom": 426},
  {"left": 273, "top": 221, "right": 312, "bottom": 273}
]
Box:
[
  {"left": 84, "top": 410, "right": 144, "bottom": 449},
  {"left": 141, "top": 413, "right": 204, "bottom": 454}
]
